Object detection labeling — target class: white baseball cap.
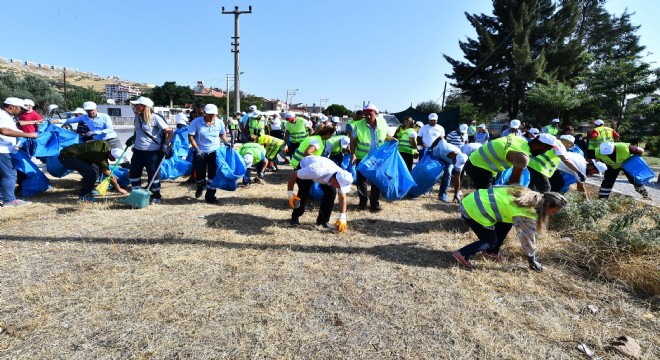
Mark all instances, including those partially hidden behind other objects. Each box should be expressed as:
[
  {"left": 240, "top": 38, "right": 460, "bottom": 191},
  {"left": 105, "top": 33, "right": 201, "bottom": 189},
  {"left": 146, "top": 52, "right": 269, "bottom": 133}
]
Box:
[
  {"left": 428, "top": 113, "right": 438, "bottom": 121},
  {"left": 600, "top": 142, "right": 615, "bottom": 155},
  {"left": 175, "top": 113, "right": 188, "bottom": 124},
  {"left": 4, "top": 97, "right": 28, "bottom": 109},
  {"left": 285, "top": 112, "right": 294, "bottom": 120},
  {"left": 83, "top": 101, "right": 98, "bottom": 110},
  {"left": 415, "top": 121, "right": 424, "bottom": 127},
  {"left": 559, "top": 134, "right": 575, "bottom": 143},
  {"left": 320, "top": 115, "right": 328, "bottom": 122},
  {"left": 477, "top": 124, "right": 486, "bottom": 129},
  {"left": 110, "top": 148, "right": 123, "bottom": 160},
  {"left": 552, "top": 118, "right": 560, "bottom": 123},
  {"left": 331, "top": 116, "right": 340, "bottom": 123},
  {"left": 364, "top": 103, "right": 379, "bottom": 113},
  {"left": 594, "top": 119, "right": 604, "bottom": 126},
  {"left": 242, "top": 153, "right": 254, "bottom": 166},
  {"left": 248, "top": 105, "right": 257, "bottom": 112},
  {"left": 129, "top": 96, "right": 154, "bottom": 108},
  {"left": 459, "top": 124, "right": 468, "bottom": 133},
  {"left": 529, "top": 128, "right": 540, "bottom": 135},
  {"left": 203, "top": 104, "right": 218, "bottom": 115},
  {"left": 24, "top": 99, "right": 35, "bottom": 107},
  {"left": 537, "top": 133, "right": 556, "bottom": 146},
  {"left": 335, "top": 170, "right": 353, "bottom": 194},
  {"left": 454, "top": 153, "right": 468, "bottom": 171},
  {"left": 509, "top": 119, "right": 521, "bottom": 128},
  {"left": 592, "top": 159, "right": 607, "bottom": 174},
  {"left": 72, "top": 107, "right": 85, "bottom": 114},
  {"left": 339, "top": 136, "right": 350, "bottom": 149}
]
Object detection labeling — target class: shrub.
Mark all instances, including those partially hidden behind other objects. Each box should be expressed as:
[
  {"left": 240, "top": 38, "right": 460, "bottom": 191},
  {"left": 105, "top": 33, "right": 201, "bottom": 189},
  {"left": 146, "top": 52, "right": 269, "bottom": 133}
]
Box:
[
  {"left": 641, "top": 136, "right": 660, "bottom": 156},
  {"left": 600, "top": 208, "right": 660, "bottom": 253}
]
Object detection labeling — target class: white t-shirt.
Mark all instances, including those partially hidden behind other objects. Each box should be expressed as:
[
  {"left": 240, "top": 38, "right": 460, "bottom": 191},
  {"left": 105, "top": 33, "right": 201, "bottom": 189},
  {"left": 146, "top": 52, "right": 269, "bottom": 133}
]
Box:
[
  {"left": 550, "top": 141, "right": 568, "bottom": 157},
  {"left": 460, "top": 143, "right": 482, "bottom": 157},
  {"left": 298, "top": 156, "right": 351, "bottom": 194},
  {"left": 556, "top": 151, "right": 587, "bottom": 180},
  {"left": 432, "top": 139, "right": 461, "bottom": 164},
  {"left": 270, "top": 117, "right": 282, "bottom": 130},
  {"left": 418, "top": 124, "right": 445, "bottom": 147},
  {"left": 0, "top": 109, "right": 20, "bottom": 154}
]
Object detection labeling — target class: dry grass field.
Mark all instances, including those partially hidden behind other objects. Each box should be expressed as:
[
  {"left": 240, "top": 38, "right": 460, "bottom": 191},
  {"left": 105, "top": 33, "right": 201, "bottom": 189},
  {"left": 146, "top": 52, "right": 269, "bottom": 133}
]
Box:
[{"left": 1, "top": 169, "right": 658, "bottom": 359}]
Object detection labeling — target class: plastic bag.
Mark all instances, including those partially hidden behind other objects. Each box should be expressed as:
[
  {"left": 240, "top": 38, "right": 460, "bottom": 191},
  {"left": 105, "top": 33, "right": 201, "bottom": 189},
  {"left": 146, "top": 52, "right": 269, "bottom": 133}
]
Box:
[
  {"left": 310, "top": 182, "right": 324, "bottom": 202},
  {"left": 495, "top": 167, "right": 530, "bottom": 186},
  {"left": 45, "top": 156, "right": 72, "bottom": 178},
  {"left": 209, "top": 146, "right": 247, "bottom": 191},
  {"left": 408, "top": 152, "right": 445, "bottom": 198},
  {"left": 621, "top": 155, "right": 655, "bottom": 185},
  {"left": 560, "top": 171, "right": 577, "bottom": 193},
  {"left": 160, "top": 156, "right": 193, "bottom": 180},
  {"left": 10, "top": 150, "right": 51, "bottom": 197},
  {"left": 340, "top": 153, "right": 358, "bottom": 184},
  {"left": 356, "top": 140, "right": 416, "bottom": 200}
]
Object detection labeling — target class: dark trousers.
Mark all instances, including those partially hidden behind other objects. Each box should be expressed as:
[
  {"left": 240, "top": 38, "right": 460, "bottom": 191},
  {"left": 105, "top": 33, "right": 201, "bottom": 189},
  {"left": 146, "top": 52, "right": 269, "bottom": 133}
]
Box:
[
  {"left": 549, "top": 171, "right": 566, "bottom": 193},
  {"left": 194, "top": 150, "right": 218, "bottom": 201},
  {"left": 400, "top": 152, "right": 414, "bottom": 172},
  {"left": 59, "top": 156, "right": 100, "bottom": 196},
  {"left": 464, "top": 160, "right": 494, "bottom": 190},
  {"left": 271, "top": 129, "right": 283, "bottom": 139},
  {"left": 599, "top": 165, "right": 639, "bottom": 198},
  {"left": 356, "top": 159, "right": 380, "bottom": 208},
  {"left": 457, "top": 215, "right": 513, "bottom": 259},
  {"left": 129, "top": 149, "right": 163, "bottom": 199},
  {"left": 528, "top": 168, "right": 551, "bottom": 193},
  {"left": 288, "top": 142, "right": 301, "bottom": 159},
  {"left": 292, "top": 178, "right": 337, "bottom": 224}
]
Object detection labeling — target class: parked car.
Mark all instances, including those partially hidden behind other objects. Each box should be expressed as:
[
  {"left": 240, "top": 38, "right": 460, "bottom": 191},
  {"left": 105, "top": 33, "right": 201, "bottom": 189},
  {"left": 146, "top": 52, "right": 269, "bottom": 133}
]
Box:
[{"left": 381, "top": 114, "right": 401, "bottom": 137}]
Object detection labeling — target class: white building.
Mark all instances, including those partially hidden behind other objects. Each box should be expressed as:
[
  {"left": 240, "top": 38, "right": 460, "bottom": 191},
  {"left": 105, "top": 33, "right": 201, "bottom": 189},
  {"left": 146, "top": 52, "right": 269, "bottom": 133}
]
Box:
[{"left": 105, "top": 84, "right": 141, "bottom": 104}]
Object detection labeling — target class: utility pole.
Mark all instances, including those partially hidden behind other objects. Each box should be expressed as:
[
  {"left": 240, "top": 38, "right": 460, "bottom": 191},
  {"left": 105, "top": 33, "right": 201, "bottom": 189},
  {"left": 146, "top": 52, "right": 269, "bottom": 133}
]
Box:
[
  {"left": 320, "top": 98, "right": 329, "bottom": 115},
  {"left": 441, "top": 81, "right": 447, "bottom": 111},
  {"left": 226, "top": 74, "right": 231, "bottom": 117},
  {"left": 63, "top": 69, "right": 67, "bottom": 110},
  {"left": 286, "top": 89, "right": 298, "bottom": 112},
  {"left": 222, "top": 5, "right": 252, "bottom": 114}
]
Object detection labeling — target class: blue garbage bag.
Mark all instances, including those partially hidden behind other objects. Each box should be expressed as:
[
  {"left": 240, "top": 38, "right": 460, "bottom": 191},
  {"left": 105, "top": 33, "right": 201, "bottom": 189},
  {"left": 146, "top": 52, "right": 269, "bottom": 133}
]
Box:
[
  {"left": 559, "top": 171, "right": 576, "bottom": 193},
  {"left": 45, "top": 156, "right": 72, "bottom": 178},
  {"left": 112, "top": 168, "right": 131, "bottom": 188},
  {"left": 209, "top": 146, "right": 247, "bottom": 191},
  {"left": 172, "top": 126, "right": 190, "bottom": 158},
  {"left": 408, "top": 152, "right": 445, "bottom": 198},
  {"left": 622, "top": 155, "right": 655, "bottom": 185},
  {"left": 356, "top": 140, "right": 416, "bottom": 200},
  {"left": 495, "top": 167, "right": 530, "bottom": 186},
  {"left": 33, "top": 122, "right": 80, "bottom": 157},
  {"left": 310, "top": 182, "right": 324, "bottom": 202},
  {"left": 10, "top": 150, "right": 51, "bottom": 197},
  {"left": 340, "top": 154, "right": 358, "bottom": 184},
  {"left": 160, "top": 156, "right": 193, "bottom": 180}
]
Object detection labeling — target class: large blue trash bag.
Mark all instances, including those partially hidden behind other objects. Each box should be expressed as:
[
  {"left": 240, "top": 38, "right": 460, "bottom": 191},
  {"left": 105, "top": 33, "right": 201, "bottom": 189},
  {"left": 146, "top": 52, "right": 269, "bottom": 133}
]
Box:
[
  {"left": 209, "top": 146, "right": 247, "bottom": 191},
  {"left": 622, "top": 155, "right": 655, "bottom": 185},
  {"left": 340, "top": 154, "right": 358, "bottom": 184},
  {"left": 559, "top": 171, "right": 577, "bottom": 193},
  {"left": 408, "top": 152, "right": 445, "bottom": 198},
  {"left": 356, "top": 140, "right": 416, "bottom": 200},
  {"left": 310, "top": 182, "right": 324, "bottom": 202},
  {"left": 45, "top": 156, "right": 72, "bottom": 177},
  {"left": 172, "top": 126, "right": 190, "bottom": 158},
  {"left": 99, "top": 167, "right": 131, "bottom": 188},
  {"left": 160, "top": 156, "right": 193, "bottom": 180},
  {"left": 10, "top": 150, "right": 51, "bottom": 197},
  {"left": 495, "top": 167, "right": 531, "bottom": 186},
  {"left": 33, "top": 122, "right": 80, "bottom": 157}
]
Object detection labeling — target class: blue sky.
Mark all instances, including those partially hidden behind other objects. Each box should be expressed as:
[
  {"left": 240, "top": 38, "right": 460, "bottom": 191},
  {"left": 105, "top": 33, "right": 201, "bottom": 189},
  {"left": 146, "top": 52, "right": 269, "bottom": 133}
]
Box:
[{"left": 2, "top": 0, "right": 657, "bottom": 112}]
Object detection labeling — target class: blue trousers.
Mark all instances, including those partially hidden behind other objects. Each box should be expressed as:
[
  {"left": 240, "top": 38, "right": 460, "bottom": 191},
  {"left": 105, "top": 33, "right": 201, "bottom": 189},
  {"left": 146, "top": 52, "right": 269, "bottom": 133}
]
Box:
[
  {"left": 439, "top": 161, "right": 453, "bottom": 196},
  {"left": 129, "top": 149, "right": 162, "bottom": 199},
  {"left": 457, "top": 215, "right": 513, "bottom": 259},
  {"left": 0, "top": 153, "right": 17, "bottom": 203}
]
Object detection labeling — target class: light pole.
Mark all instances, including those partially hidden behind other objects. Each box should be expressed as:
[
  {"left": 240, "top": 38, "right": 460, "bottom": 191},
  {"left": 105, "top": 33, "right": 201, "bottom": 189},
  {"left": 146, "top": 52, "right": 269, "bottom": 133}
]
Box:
[
  {"left": 222, "top": 5, "right": 252, "bottom": 116},
  {"left": 320, "top": 98, "right": 329, "bottom": 115},
  {"left": 286, "top": 89, "right": 298, "bottom": 112}
]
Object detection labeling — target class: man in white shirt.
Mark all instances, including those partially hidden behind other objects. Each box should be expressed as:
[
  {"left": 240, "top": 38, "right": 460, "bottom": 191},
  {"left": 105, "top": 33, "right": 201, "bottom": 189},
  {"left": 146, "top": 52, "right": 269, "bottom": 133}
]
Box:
[
  {"left": 417, "top": 113, "right": 445, "bottom": 157},
  {"left": 501, "top": 119, "right": 523, "bottom": 137},
  {"left": 287, "top": 156, "right": 353, "bottom": 232},
  {"left": 0, "top": 97, "right": 38, "bottom": 207},
  {"left": 527, "top": 136, "right": 586, "bottom": 193},
  {"left": 432, "top": 138, "right": 469, "bottom": 202},
  {"left": 551, "top": 152, "right": 606, "bottom": 198}
]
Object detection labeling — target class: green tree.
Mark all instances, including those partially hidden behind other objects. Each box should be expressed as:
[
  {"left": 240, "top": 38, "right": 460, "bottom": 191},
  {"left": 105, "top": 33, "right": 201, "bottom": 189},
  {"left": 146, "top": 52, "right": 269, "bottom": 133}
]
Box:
[
  {"left": 444, "top": 90, "right": 496, "bottom": 123},
  {"left": 324, "top": 104, "right": 352, "bottom": 117},
  {"left": 524, "top": 82, "right": 586, "bottom": 123},
  {"left": 150, "top": 81, "right": 194, "bottom": 107},
  {"left": 65, "top": 86, "right": 103, "bottom": 110},
  {"left": 0, "top": 73, "right": 63, "bottom": 114},
  {"left": 444, "top": 0, "right": 587, "bottom": 118},
  {"left": 415, "top": 100, "right": 442, "bottom": 114}
]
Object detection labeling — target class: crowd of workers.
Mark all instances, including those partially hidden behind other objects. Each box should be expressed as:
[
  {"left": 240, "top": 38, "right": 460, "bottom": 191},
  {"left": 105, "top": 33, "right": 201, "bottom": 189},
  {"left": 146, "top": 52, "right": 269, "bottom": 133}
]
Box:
[{"left": 1, "top": 96, "right": 656, "bottom": 272}]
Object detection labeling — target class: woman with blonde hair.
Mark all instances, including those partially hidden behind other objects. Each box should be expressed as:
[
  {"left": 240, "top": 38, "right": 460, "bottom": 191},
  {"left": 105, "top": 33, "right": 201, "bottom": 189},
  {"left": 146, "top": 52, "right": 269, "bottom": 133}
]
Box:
[
  {"left": 126, "top": 96, "right": 173, "bottom": 204},
  {"left": 452, "top": 186, "right": 567, "bottom": 272}
]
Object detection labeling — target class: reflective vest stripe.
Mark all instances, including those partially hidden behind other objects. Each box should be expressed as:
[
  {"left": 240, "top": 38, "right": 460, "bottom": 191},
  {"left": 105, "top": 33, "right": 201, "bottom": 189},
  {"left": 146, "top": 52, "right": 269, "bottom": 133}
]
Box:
[
  {"left": 477, "top": 141, "right": 508, "bottom": 172},
  {"left": 487, "top": 187, "right": 503, "bottom": 222},
  {"left": 474, "top": 190, "right": 496, "bottom": 223}
]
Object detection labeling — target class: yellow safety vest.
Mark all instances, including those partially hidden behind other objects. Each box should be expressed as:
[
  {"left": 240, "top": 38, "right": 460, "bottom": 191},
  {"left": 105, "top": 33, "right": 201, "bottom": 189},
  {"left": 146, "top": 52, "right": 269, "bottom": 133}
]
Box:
[
  {"left": 238, "top": 142, "right": 266, "bottom": 161},
  {"left": 462, "top": 187, "right": 538, "bottom": 227},
  {"left": 248, "top": 117, "right": 265, "bottom": 135},
  {"left": 326, "top": 135, "right": 348, "bottom": 156},
  {"left": 469, "top": 136, "right": 530, "bottom": 175},
  {"left": 258, "top": 135, "right": 285, "bottom": 160},
  {"left": 528, "top": 147, "right": 561, "bottom": 177},
  {"left": 354, "top": 118, "right": 388, "bottom": 160},
  {"left": 396, "top": 127, "right": 416, "bottom": 154},
  {"left": 595, "top": 142, "right": 630, "bottom": 169},
  {"left": 285, "top": 118, "right": 309, "bottom": 143},
  {"left": 543, "top": 125, "right": 559, "bottom": 135},
  {"left": 589, "top": 126, "right": 615, "bottom": 150},
  {"left": 290, "top": 135, "right": 326, "bottom": 168}
]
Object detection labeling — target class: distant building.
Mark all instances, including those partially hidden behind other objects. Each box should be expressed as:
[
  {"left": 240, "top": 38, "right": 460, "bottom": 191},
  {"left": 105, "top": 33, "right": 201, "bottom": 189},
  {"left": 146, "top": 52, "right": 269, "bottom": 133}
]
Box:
[
  {"left": 105, "top": 83, "right": 141, "bottom": 104},
  {"left": 193, "top": 81, "right": 224, "bottom": 99},
  {"left": 265, "top": 99, "right": 284, "bottom": 112}
]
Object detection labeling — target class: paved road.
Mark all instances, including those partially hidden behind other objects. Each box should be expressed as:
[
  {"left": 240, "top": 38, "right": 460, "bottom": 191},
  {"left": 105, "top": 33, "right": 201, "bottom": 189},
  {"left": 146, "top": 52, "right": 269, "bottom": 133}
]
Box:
[{"left": 584, "top": 173, "right": 660, "bottom": 207}]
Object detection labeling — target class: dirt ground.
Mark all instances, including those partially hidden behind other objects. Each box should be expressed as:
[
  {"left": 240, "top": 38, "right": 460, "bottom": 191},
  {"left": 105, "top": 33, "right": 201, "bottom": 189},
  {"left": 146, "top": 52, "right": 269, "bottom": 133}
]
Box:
[{"left": 1, "top": 169, "right": 658, "bottom": 359}]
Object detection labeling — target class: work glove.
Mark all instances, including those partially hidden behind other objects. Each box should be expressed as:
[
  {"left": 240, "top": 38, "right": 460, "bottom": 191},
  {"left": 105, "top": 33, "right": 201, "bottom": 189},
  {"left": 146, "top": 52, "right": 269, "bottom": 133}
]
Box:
[
  {"left": 161, "top": 143, "right": 173, "bottom": 158},
  {"left": 577, "top": 172, "right": 586, "bottom": 182},
  {"left": 453, "top": 191, "right": 463, "bottom": 203},
  {"left": 528, "top": 255, "right": 544, "bottom": 272},
  {"left": 288, "top": 191, "right": 301, "bottom": 209},
  {"left": 195, "top": 151, "right": 205, "bottom": 160},
  {"left": 334, "top": 213, "right": 348, "bottom": 232},
  {"left": 125, "top": 135, "right": 135, "bottom": 147}
]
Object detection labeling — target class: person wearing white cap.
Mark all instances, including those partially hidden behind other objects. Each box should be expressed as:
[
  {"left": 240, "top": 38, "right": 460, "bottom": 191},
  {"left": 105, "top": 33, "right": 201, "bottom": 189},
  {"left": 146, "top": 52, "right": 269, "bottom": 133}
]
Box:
[
  {"left": 541, "top": 118, "right": 560, "bottom": 135},
  {"left": 17, "top": 99, "right": 42, "bottom": 134},
  {"left": 394, "top": 116, "right": 418, "bottom": 171},
  {"left": 551, "top": 152, "right": 606, "bottom": 198},
  {"left": 587, "top": 118, "right": 619, "bottom": 158},
  {"left": 417, "top": 113, "right": 445, "bottom": 157},
  {"left": 323, "top": 134, "right": 351, "bottom": 165},
  {"left": 464, "top": 132, "right": 555, "bottom": 189},
  {"left": 0, "top": 97, "right": 39, "bottom": 207},
  {"left": 527, "top": 134, "right": 589, "bottom": 193},
  {"left": 523, "top": 127, "right": 540, "bottom": 140},
  {"left": 595, "top": 142, "right": 650, "bottom": 199},
  {"left": 188, "top": 104, "right": 229, "bottom": 204},
  {"left": 467, "top": 120, "right": 477, "bottom": 143},
  {"left": 350, "top": 103, "right": 394, "bottom": 212},
  {"left": 446, "top": 124, "right": 469, "bottom": 147},
  {"left": 501, "top": 119, "right": 523, "bottom": 137},
  {"left": 268, "top": 113, "right": 283, "bottom": 139},
  {"left": 283, "top": 112, "right": 312, "bottom": 163},
  {"left": 436, "top": 125, "right": 468, "bottom": 202},
  {"left": 559, "top": 134, "right": 584, "bottom": 156},
  {"left": 431, "top": 138, "right": 469, "bottom": 202},
  {"left": 287, "top": 155, "right": 353, "bottom": 231},
  {"left": 58, "top": 141, "right": 128, "bottom": 202},
  {"left": 474, "top": 124, "right": 490, "bottom": 144},
  {"left": 175, "top": 113, "right": 189, "bottom": 129},
  {"left": 56, "top": 101, "right": 122, "bottom": 149},
  {"left": 127, "top": 96, "right": 173, "bottom": 205}
]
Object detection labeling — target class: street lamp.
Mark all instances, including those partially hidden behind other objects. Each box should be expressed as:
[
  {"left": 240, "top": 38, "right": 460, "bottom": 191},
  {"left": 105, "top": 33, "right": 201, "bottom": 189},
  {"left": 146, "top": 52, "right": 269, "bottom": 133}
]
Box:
[
  {"left": 285, "top": 89, "right": 298, "bottom": 112},
  {"left": 320, "top": 98, "right": 329, "bottom": 115}
]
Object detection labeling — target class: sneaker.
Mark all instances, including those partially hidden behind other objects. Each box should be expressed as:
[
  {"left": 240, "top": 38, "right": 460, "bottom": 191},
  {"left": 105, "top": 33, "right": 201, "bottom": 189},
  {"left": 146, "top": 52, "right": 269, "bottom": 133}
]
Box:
[
  {"left": 205, "top": 198, "right": 219, "bottom": 205},
  {"left": 78, "top": 195, "right": 97, "bottom": 203},
  {"left": 357, "top": 203, "right": 368, "bottom": 211},
  {"left": 4, "top": 199, "right": 32, "bottom": 207},
  {"left": 452, "top": 251, "right": 473, "bottom": 269},
  {"left": 439, "top": 193, "right": 449, "bottom": 202},
  {"left": 91, "top": 189, "right": 100, "bottom": 196},
  {"left": 290, "top": 217, "right": 300, "bottom": 226},
  {"left": 195, "top": 187, "right": 204, "bottom": 199},
  {"left": 150, "top": 198, "right": 161, "bottom": 205},
  {"left": 316, "top": 222, "right": 335, "bottom": 230},
  {"left": 370, "top": 205, "right": 382, "bottom": 213},
  {"left": 253, "top": 177, "right": 262, "bottom": 184},
  {"left": 483, "top": 252, "right": 505, "bottom": 262}
]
